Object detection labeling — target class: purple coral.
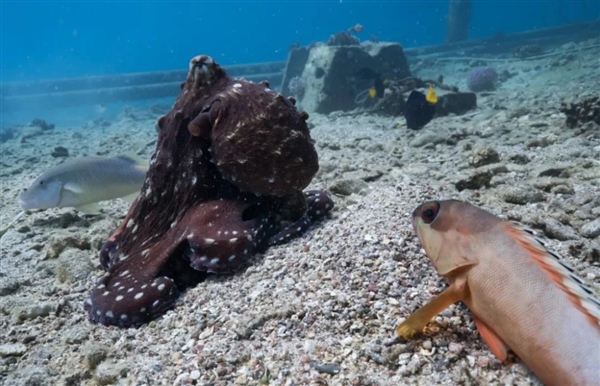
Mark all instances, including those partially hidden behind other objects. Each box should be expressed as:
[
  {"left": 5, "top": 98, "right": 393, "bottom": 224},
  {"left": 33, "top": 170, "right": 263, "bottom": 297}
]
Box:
[{"left": 467, "top": 67, "right": 498, "bottom": 92}]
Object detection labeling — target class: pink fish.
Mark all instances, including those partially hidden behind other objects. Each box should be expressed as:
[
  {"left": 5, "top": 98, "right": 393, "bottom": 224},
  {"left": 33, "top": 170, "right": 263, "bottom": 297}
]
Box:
[{"left": 396, "top": 200, "right": 600, "bottom": 386}]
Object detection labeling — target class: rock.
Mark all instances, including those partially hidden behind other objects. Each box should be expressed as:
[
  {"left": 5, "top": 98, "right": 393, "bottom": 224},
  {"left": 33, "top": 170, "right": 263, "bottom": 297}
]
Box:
[
  {"left": 10, "top": 366, "right": 49, "bottom": 386},
  {"left": 56, "top": 249, "right": 94, "bottom": 284},
  {"left": 551, "top": 184, "right": 574, "bottom": 195},
  {"left": 340, "top": 336, "right": 354, "bottom": 346},
  {"left": 529, "top": 121, "right": 548, "bottom": 128},
  {"left": 0, "top": 127, "right": 16, "bottom": 142},
  {"left": 343, "top": 169, "right": 384, "bottom": 183},
  {"left": 0, "top": 343, "right": 28, "bottom": 357},
  {"left": 189, "top": 370, "right": 201, "bottom": 380},
  {"left": 45, "top": 232, "right": 91, "bottom": 259},
  {"left": 309, "top": 361, "right": 341, "bottom": 375},
  {"left": 535, "top": 164, "right": 572, "bottom": 178},
  {"left": 479, "top": 164, "right": 508, "bottom": 175},
  {"left": 455, "top": 165, "right": 507, "bottom": 192},
  {"left": 365, "top": 143, "right": 384, "bottom": 153},
  {"left": 574, "top": 206, "right": 597, "bottom": 221},
  {"left": 410, "top": 133, "right": 445, "bottom": 148},
  {"left": 581, "top": 169, "right": 600, "bottom": 181},
  {"left": 530, "top": 177, "right": 572, "bottom": 192},
  {"left": 435, "top": 92, "right": 477, "bottom": 117},
  {"left": 346, "top": 193, "right": 363, "bottom": 205},
  {"left": 84, "top": 345, "right": 108, "bottom": 370},
  {"left": 525, "top": 137, "right": 552, "bottom": 149},
  {"left": 174, "top": 373, "right": 190, "bottom": 384},
  {"left": 535, "top": 217, "right": 578, "bottom": 241},
  {"left": 283, "top": 42, "right": 410, "bottom": 114},
  {"left": 316, "top": 162, "right": 337, "bottom": 178},
  {"left": 455, "top": 170, "right": 493, "bottom": 191},
  {"left": 51, "top": 146, "right": 69, "bottom": 158},
  {"left": 580, "top": 219, "right": 600, "bottom": 239},
  {"left": 509, "top": 107, "right": 530, "bottom": 119},
  {"left": 330, "top": 179, "right": 369, "bottom": 196},
  {"left": 95, "top": 362, "right": 123, "bottom": 386},
  {"left": 469, "top": 147, "right": 500, "bottom": 167},
  {"left": 64, "top": 325, "right": 90, "bottom": 344},
  {"left": 0, "top": 278, "right": 21, "bottom": 296},
  {"left": 13, "top": 302, "right": 59, "bottom": 323},
  {"left": 448, "top": 342, "right": 463, "bottom": 354},
  {"left": 507, "top": 153, "right": 530, "bottom": 164},
  {"left": 328, "top": 30, "right": 360, "bottom": 46},
  {"left": 18, "top": 125, "right": 45, "bottom": 143},
  {"left": 559, "top": 96, "right": 600, "bottom": 128},
  {"left": 58, "top": 212, "right": 82, "bottom": 228},
  {"left": 30, "top": 118, "right": 55, "bottom": 131},
  {"left": 498, "top": 185, "right": 544, "bottom": 205}
]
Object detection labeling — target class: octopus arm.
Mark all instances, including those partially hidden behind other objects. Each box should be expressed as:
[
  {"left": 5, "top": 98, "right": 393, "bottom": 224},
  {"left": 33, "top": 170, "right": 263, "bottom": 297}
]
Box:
[
  {"left": 84, "top": 264, "right": 179, "bottom": 327},
  {"left": 188, "top": 100, "right": 222, "bottom": 138},
  {"left": 182, "top": 199, "right": 274, "bottom": 273},
  {"left": 85, "top": 227, "right": 188, "bottom": 327},
  {"left": 269, "top": 189, "right": 334, "bottom": 246}
]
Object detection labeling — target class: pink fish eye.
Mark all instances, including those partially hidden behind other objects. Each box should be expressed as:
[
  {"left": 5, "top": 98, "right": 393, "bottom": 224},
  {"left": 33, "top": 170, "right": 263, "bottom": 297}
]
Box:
[{"left": 421, "top": 202, "right": 440, "bottom": 224}]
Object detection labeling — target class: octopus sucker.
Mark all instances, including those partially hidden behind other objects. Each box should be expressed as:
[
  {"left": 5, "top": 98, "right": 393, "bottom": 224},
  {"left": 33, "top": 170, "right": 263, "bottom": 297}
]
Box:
[{"left": 85, "top": 55, "right": 334, "bottom": 328}]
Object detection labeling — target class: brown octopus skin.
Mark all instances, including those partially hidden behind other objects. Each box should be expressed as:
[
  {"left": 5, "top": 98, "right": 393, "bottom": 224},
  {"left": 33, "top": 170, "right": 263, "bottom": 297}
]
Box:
[{"left": 84, "top": 55, "right": 334, "bottom": 328}]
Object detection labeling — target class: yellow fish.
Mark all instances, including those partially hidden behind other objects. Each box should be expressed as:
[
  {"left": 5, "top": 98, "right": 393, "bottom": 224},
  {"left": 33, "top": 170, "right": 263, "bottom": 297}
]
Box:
[
  {"left": 426, "top": 85, "right": 437, "bottom": 104},
  {"left": 368, "top": 88, "right": 377, "bottom": 98}
]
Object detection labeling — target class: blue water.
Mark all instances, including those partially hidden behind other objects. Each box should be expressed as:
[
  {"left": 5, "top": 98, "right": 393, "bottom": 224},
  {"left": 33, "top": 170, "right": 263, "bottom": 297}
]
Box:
[{"left": 2, "top": 1, "right": 598, "bottom": 82}]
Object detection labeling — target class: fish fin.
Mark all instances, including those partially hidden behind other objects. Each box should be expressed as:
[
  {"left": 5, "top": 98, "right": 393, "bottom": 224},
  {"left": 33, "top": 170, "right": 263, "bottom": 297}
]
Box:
[
  {"left": 374, "top": 78, "right": 385, "bottom": 98},
  {"left": 506, "top": 222, "right": 600, "bottom": 330},
  {"left": 395, "top": 281, "right": 466, "bottom": 339},
  {"left": 120, "top": 192, "right": 138, "bottom": 204},
  {"left": 473, "top": 315, "right": 511, "bottom": 362},
  {"left": 368, "top": 88, "right": 377, "bottom": 98},
  {"left": 0, "top": 211, "right": 25, "bottom": 238},
  {"left": 436, "top": 256, "right": 478, "bottom": 277},
  {"left": 63, "top": 182, "right": 84, "bottom": 194},
  {"left": 74, "top": 203, "right": 101, "bottom": 215},
  {"left": 426, "top": 85, "right": 438, "bottom": 104},
  {"left": 118, "top": 152, "right": 149, "bottom": 171}
]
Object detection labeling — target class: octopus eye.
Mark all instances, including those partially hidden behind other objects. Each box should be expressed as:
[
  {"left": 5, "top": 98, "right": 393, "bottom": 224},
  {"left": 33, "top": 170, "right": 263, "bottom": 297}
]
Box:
[
  {"left": 421, "top": 202, "right": 440, "bottom": 224},
  {"left": 188, "top": 120, "right": 203, "bottom": 137}
]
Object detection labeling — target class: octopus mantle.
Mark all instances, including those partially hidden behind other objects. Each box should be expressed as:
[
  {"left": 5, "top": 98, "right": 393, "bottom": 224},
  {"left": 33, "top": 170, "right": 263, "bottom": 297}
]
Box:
[{"left": 84, "top": 55, "right": 334, "bottom": 327}]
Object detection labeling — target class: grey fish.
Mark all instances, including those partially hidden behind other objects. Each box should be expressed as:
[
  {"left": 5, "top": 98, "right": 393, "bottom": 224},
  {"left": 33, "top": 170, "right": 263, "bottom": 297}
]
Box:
[{"left": 18, "top": 155, "right": 148, "bottom": 214}]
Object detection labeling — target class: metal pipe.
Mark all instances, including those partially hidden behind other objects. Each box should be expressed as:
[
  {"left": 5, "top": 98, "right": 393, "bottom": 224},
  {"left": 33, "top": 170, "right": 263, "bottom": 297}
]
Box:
[
  {"left": 1, "top": 72, "right": 283, "bottom": 112},
  {"left": 1, "top": 61, "right": 286, "bottom": 97}
]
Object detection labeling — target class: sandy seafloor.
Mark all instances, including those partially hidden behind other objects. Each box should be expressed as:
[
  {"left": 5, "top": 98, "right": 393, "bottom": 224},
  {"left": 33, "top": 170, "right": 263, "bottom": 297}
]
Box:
[{"left": 1, "top": 37, "right": 599, "bottom": 386}]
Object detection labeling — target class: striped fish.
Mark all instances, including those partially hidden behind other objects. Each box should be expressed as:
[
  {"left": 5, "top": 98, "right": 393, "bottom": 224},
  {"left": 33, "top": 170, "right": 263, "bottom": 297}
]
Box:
[{"left": 396, "top": 200, "right": 600, "bottom": 386}]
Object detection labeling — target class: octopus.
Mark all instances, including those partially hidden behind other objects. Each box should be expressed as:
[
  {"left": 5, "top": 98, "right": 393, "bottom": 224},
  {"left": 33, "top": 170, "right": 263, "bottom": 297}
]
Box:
[{"left": 83, "top": 55, "right": 334, "bottom": 328}]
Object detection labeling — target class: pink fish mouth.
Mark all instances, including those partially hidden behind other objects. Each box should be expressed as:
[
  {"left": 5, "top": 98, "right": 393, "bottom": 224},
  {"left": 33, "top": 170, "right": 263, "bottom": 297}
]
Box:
[
  {"left": 411, "top": 215, "right": 420, "bottom": 234},
  {"left": 411, "top": 204, "right": 426, "bottom": 242}
]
